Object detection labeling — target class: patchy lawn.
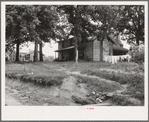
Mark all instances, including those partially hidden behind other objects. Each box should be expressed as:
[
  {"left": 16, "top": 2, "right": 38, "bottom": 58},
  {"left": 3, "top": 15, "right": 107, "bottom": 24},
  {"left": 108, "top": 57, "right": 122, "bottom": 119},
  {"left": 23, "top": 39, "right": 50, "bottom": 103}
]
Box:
[{"left": 5, "top": 61, "right": 144, "bottom": 106}]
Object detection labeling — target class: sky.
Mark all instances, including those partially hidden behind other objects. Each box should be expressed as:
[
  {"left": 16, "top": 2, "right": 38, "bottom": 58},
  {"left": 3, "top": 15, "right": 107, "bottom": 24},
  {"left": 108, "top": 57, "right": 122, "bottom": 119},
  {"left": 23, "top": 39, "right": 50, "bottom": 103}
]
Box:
[
  {"left": 20, "top": 41, "right": 58, "bottom": 58},
  {"left": 19, "top": 34, "right": 131, "bottom": 59}
]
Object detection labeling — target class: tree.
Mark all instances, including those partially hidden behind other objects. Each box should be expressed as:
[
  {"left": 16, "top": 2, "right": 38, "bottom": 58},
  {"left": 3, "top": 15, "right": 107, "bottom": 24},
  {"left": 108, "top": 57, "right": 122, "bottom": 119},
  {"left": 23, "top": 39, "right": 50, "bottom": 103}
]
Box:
[
  {"left": 117, "top": 5, "right": 144, "bottom": 45},
  {"left": 87, "top": 5, "right": 119, "bottom": 61},
  {"left": 6, "top": 5, "right": 67, "bottom": 62},
  {"left": 58, "top": 5, "right": 120, "bottom": 62},
  {"left": 6, "top": 5, "right": 40, "bottom": 61},
  {"left": 35, "top": 5, "right": 64, "bottom": 62},
  {"left": 58, "top": 5, "right": 97, "bottom": 64}
]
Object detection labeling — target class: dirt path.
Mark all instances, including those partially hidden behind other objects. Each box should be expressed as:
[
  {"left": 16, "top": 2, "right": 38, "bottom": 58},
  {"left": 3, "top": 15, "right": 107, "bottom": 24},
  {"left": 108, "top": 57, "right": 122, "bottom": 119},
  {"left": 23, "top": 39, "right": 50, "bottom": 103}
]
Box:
[
  {"left": 5, "top": 86, "right": 23, "bottom": 106},
  {"left": 67, "top": 71, "right": 123, "bottom": 85},
  {"left": 5, "top": 63, "right": 126, "bottom": 106},
  {"left": 5, "top": 78, "right": 79, "bottom": 106},
  {"left": 5, "top": 67, "right": 124, "bottom": 106},
  {"left": 98, "top": 68, "right": 144, "bottom": 75},
  {"left": 5, "top": 76, "right": 115, "bottom": 106}
]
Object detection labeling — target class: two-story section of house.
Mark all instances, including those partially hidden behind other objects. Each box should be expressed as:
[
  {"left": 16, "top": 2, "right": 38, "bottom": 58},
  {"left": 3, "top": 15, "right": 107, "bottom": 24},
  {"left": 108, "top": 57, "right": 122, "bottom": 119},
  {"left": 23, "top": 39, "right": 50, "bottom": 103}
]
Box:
[{"left": 55, "top": 34, "right": 129, "bottom": 61}]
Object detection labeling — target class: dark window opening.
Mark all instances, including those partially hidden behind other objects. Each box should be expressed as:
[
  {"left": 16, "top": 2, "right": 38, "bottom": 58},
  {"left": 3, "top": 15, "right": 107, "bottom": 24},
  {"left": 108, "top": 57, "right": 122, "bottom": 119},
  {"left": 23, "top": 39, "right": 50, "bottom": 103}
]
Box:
[
  {"left": 120, "top": 44, "right": 123, "bottom": 47},
  {"left": 81, "top": 38, "right": 85, "bottom": 44},
  {"left": 62, "top": 41, "right": 64, "bottom": 48},
  {"left": 70, "top": 39, "right": 74, "bottom": 46}
]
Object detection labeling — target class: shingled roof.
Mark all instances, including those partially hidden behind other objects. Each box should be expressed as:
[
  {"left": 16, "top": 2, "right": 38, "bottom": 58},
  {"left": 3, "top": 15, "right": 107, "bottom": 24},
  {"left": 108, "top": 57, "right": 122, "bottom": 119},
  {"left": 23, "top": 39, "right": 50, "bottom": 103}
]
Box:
[{"left": 108, "top": 34, "right": 122, "bottom": 46}]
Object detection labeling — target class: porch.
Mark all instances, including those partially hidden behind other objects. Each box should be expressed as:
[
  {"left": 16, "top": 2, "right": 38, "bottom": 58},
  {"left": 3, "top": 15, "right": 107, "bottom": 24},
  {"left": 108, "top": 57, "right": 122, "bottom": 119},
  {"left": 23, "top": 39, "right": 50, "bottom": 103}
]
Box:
[{"left": 54, "top": 45, "right": 85, "bottom": 61}]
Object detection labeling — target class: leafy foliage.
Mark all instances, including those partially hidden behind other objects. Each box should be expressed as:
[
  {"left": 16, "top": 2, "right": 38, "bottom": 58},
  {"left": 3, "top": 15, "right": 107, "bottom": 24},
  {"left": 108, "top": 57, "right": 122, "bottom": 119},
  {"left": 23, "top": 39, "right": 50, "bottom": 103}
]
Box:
[
  {"left": 6, "top": 5, "right": 39, "bottom": 42},
  {"left": 6, "top": 5, "right": 65, "bottom": 61},
  {"left": 129, "top": 44, "right": 144, "bottom": 64},
  {"left": 58, "top": 5, "right": 97, "bottom": 42},
  {"left": 6, "top": 5, "right": 41, "bottom": 61},
  {"left": 117, "top": 5, "right": 144, "bottom": 45}
]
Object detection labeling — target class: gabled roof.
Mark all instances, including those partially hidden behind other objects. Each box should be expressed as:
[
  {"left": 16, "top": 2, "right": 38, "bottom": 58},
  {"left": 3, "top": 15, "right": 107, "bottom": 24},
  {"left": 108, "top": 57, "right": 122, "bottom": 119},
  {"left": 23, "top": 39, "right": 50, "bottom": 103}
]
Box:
[
  {"left": 108, "top": 34, "right": 122, "bottom": 46},
  {"left": 107, "top": 35, "right": 116, "bottom": 44},
  {"left": 108, "top": 34, "right": 128, "bottom": 53},
  {"left": 87, "top": 35, "right": 116, "bottom": 44},
  {"left": 55, "top": 46, "right": 74, "bottom": 52},
  {"left": 113, "top": 45, "right": 128, "bottom": 52}
]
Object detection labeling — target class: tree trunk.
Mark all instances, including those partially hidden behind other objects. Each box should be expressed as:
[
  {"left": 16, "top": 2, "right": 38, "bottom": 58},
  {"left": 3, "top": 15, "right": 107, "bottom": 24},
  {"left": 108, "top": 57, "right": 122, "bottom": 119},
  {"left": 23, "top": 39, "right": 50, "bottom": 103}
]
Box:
[
  {"left": 136, "top": 29, "right": 140, "bottom": 45},
  {"left": 100, "top": 28, "right": 107, "bottom": 61},
  {"left": 34, "top": 40, "right": 38, "bottom": 62},
  {"left": 15, "top": 40, "right": 20, "bottom": 61},
  {"left": 100, "top": 39, "right": 103, "bottom": 61},
  {"left": 74, "top": 37, "right": 78, "bottom": 65},
  {"left": 39, "top": 42, "right": 43, "bottom": 61},
  {"left": 39, "top": 44, "right": 43, "bottom": 61}
]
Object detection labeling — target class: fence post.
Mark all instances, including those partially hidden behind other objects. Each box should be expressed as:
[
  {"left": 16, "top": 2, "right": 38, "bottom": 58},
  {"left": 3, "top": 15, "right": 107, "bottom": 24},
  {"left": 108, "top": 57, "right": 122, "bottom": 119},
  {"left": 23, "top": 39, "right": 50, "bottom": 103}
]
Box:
[
  {"left": 24, "top": 63, "right": 25, "bottom": 72},
  {"left": 30, "top": 63, "right": 32, "bottom": 74}
]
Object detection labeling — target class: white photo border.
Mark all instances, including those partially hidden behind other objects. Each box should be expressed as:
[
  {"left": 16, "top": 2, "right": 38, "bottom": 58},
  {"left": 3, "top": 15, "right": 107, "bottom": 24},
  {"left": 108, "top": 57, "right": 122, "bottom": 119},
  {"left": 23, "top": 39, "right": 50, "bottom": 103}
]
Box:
[{"left": 1, "top": 1, "right": 148, "bottom": 121}]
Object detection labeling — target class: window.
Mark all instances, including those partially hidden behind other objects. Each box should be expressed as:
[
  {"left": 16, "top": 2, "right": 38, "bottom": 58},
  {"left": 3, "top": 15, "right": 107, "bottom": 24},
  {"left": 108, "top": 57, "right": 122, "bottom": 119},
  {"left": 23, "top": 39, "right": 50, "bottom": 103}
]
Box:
[
  {"left": 70, "top": 39, "right": 74, "bottom": 46},
  {"left": 120, "top": 44, "right": 123, "bottom": 47},
  {"left": 81, "top": 38, "right": 85, "bottom": 44},
  {"left": 62, "top": 41, "right": 64, "bottom": 48}
]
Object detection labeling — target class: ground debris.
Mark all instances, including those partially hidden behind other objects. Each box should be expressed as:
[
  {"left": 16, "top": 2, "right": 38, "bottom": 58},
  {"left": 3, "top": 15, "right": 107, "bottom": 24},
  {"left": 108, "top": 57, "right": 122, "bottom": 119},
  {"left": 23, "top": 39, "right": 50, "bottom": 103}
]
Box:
[
  {"left": 96, "top": 98, "right": 103, "bottom": 103},
  {"left": 71, "top": 95, "right": 96, "bottom": 105},
  {"left": 127, "top": 98, "right": 142, "bottom": 106}
]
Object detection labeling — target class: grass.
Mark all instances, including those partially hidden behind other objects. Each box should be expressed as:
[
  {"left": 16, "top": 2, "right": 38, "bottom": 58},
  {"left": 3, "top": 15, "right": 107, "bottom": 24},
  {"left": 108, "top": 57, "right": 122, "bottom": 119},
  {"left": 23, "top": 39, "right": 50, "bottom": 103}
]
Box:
[
  {"left": 81, "top": 69, "right": 144, "bottom": 85},
  {"left": 5, "top": 61, "right": 145, "bottom": 105},
  {"left": 6, "top": 61, "right": 68, "bottom": 86},
  {"left": 72, "top": 74, "right": 122, "bottom": 93},
  {"left": 79, "top": 63, "right": 144, "bottom": 104},
  {"left": 5, "top": 78, "right": 76, "bottom": 106}
]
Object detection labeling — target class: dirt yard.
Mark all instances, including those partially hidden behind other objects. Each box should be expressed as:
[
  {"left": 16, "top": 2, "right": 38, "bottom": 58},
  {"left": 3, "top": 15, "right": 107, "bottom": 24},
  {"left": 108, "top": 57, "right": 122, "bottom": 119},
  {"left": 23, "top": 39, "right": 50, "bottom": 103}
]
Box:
[{"left": 5, "top": 61, "right": 144, "bottom": 106}]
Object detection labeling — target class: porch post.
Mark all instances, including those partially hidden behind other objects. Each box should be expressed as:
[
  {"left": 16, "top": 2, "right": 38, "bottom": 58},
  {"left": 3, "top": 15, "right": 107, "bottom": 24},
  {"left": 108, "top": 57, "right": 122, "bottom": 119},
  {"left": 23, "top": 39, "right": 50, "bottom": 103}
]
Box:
[
  {"left": 109, "top": 41, "right": 113, "bottom": 56},
  {"left": 55, "top": 52, "right": 56, "bottom": 59}
]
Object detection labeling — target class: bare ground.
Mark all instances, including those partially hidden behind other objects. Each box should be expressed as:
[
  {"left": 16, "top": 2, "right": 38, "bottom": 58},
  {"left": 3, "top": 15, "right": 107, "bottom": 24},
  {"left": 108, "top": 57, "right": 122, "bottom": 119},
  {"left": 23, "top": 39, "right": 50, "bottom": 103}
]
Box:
[{"left": 5, "top": 61, "right": 144, "bottom": 106}]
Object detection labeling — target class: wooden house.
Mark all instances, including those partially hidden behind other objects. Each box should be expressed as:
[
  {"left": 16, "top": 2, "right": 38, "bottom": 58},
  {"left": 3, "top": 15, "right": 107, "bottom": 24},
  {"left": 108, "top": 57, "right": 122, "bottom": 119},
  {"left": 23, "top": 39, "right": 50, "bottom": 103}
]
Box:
[{"left": 54, "top": 34, "right": 129, "bottom": 62}]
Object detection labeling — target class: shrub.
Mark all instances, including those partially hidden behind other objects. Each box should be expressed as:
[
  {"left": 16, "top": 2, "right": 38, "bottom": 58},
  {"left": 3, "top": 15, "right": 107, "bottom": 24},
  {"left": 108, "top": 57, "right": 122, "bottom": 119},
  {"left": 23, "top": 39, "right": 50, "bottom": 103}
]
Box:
[{"left": 129, "top": 45, "right": 144, "bottom": 64}]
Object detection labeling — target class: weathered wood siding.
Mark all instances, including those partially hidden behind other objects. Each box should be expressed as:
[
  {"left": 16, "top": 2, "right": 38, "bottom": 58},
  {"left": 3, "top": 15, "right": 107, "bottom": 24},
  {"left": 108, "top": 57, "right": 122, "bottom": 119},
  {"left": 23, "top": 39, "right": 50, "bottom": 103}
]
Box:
[
  {"left": 58, "top": 42, "right": 62, "bottom": 49},
  {"left": 58, "top": 41, "right": 63, "bottom": 60},
  {"left": 103, "top": 38, "right": 109, "bottom": 56},
  {"left": 93, "top": 38, "right": 111, "bottom": 61},
  {"left": 109, "top": 41, "right": 113, "bottom": 55},
  {"left": 64, "top": 40, "right": 70, "bottom": 48},
  {"left": 83, "top": 41, "right": 93, "bottom": 61},
  {"left": 62, "top": 51, "right": 69, "bottom": 60},
  {"left": 57, "top": 40, "right": 71, "bottom": 60},
  {"left": 57, "top": 37, "right": 113, "bottom": 61},
  {"left": 93, "top": 39, "right": 100, "bottom": 61}
]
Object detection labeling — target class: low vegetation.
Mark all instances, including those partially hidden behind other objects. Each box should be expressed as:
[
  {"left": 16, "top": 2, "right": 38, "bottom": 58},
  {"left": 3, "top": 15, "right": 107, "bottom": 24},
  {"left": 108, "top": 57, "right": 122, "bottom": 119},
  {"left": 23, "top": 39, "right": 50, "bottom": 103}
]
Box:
[
  {"left": 80, "top": 64, "right": 144, "bottom": 105},
  {"left": 6, "top": 62, "right": 68, "bottom": 87},
  {"left": 72, "top": 75, "right": 122, "bottom": 93},
  {"left": 5, "top": 61, "right": 144, "bottom": 106}
]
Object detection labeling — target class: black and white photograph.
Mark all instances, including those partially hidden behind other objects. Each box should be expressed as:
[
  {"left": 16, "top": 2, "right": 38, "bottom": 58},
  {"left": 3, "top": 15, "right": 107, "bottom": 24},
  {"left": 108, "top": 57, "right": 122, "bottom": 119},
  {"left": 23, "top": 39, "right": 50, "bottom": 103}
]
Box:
[{"left": 1, "top": 1, "right": 148, "bottom": 121}]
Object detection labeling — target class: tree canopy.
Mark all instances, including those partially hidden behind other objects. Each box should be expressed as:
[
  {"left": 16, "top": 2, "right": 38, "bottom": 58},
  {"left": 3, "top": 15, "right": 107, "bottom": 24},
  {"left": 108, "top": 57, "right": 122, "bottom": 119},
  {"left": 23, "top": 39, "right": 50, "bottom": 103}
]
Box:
[
  {"left": 6, "top": 5, "right": 65, "bottom": 61},
  {"left": 117, "top": 5, "right": 144, "bottom": 45},
  {"left": 6, "top": 5, "right": 41, "bottom": 61},
  {"left": 6, "top": 5, "right": 145, "bottom": 62}
]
